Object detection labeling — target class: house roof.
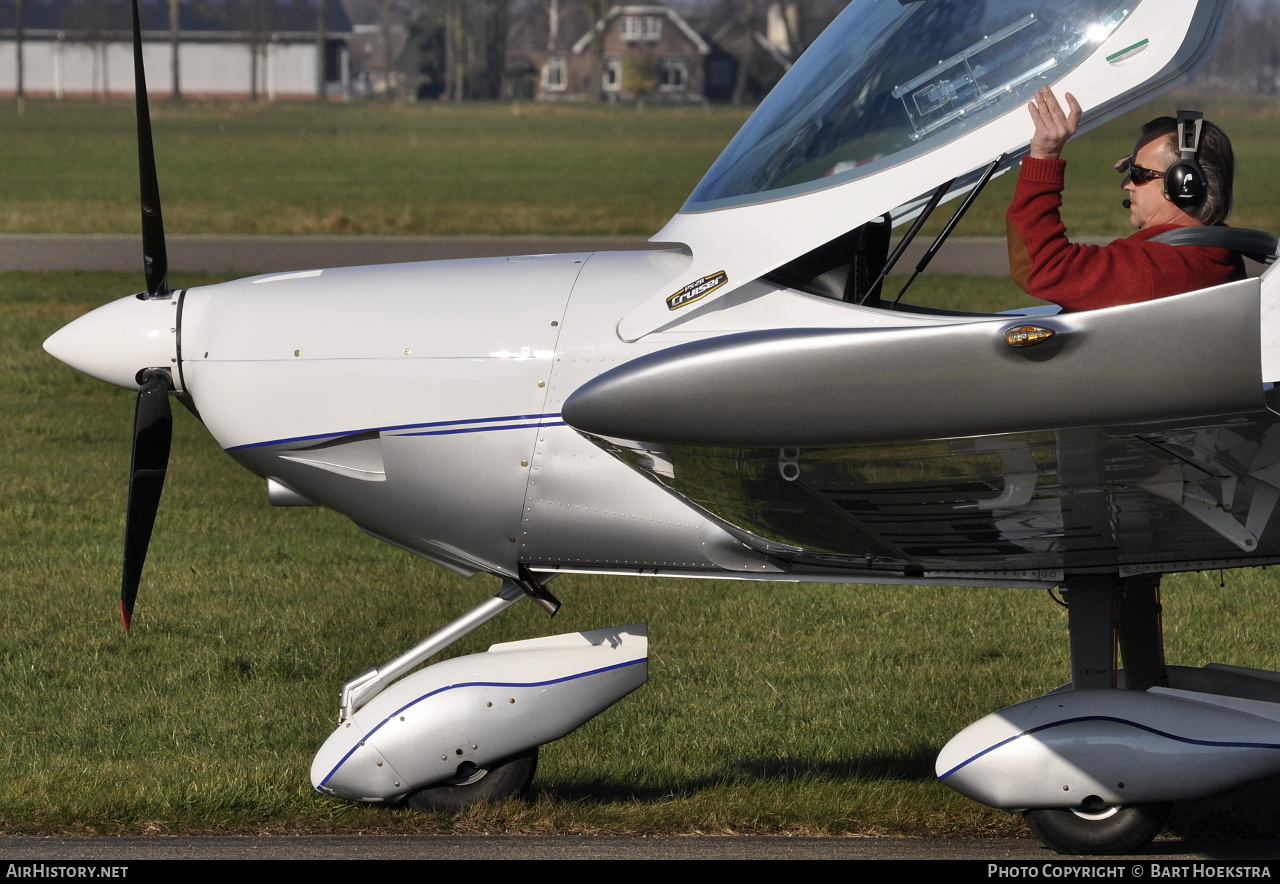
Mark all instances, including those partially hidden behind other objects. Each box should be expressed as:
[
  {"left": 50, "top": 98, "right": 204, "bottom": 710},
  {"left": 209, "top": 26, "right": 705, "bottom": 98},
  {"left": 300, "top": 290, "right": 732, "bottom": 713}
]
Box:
[
  {"left": 572, "top": 4, "right": 711, "bottom": 56},
  {"left": 0, "top": 0, "right": 353, "bottom": 38}
]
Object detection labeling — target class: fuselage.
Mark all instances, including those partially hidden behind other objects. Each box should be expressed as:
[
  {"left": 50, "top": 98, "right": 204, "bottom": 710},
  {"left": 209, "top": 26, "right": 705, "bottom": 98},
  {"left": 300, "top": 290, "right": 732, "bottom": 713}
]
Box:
[
  {"left": 150, "top": 247, "right": 1006, "bottom": 582},
  {"left": 45, "top": 239, "right": 1280, "bottom": 590}
]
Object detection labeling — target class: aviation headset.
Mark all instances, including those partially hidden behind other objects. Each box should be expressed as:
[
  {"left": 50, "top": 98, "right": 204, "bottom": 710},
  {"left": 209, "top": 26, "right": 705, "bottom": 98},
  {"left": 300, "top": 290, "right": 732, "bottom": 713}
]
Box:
[{"left": 1164, "top": 109, "right": 1207, "bottom": 210}]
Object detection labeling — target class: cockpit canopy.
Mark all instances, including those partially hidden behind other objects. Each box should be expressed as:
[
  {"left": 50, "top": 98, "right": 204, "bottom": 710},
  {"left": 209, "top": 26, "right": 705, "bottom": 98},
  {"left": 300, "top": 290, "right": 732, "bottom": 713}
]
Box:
[
  {"left": 685, "top": 0, "right": 1134, "bottom": 212},
  {"left": 625, "top": 0, "right": 1231, "bottom": 341}
]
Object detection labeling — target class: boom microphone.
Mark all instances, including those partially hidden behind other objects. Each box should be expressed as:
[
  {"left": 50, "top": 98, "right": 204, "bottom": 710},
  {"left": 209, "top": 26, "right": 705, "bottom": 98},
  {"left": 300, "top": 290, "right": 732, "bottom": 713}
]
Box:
[{"left": 1122, "top": 199, "right": 1132, "bottom": 209}]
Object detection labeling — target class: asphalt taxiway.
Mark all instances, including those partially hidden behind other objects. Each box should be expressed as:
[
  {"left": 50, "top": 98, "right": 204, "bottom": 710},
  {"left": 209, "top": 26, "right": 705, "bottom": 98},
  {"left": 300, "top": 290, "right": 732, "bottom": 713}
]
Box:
[
  {"left": 0, "top": 233, "right": 1032, "bottom": 276},
  {"left": 1, "top": 834, "right": 1279, "bottom": 861}
]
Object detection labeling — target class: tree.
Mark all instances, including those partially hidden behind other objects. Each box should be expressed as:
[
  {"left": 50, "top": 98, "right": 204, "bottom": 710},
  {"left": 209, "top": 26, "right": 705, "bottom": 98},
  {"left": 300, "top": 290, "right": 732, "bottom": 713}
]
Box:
[
  {"left": 14, "top": 0, "right": 23, "bottom": 100},
  {"left": 580, "top": 0, "right": 606, "bottom": 102},
  {"left": 422, "top": 0, "right": 514, "bottom": 101},
  {"left": 623, "top": 52, "right": 659, "bottom": 107},
  {"left": 315, "top": 0, "right": 326, "bottom": 101},
  {"left": 769, "top": 0, "right": 804, "bottom": 59},
  {"left": 170, "top": 0, "right": 181, "bottom": 99},
  {"left": 194, "top": 0, "right": 274, "bottom": 99},
  {"left": 58, "top": 0, "right": 130, "bottom": 97},
  {"left": 443, "top": 0, "right": 467, "bottom": 100},
  {"left": 539, "top": 0, "right": 561, "bottom": 53},
  {"left": 731, "top": 0, "right": 760, "bottom": 106},
  {"left": 1192, "top": 1, "right": 1280, "bottom": 94},
  {"left": 480, "top": 0, "right": 511, "bottom": 100}
]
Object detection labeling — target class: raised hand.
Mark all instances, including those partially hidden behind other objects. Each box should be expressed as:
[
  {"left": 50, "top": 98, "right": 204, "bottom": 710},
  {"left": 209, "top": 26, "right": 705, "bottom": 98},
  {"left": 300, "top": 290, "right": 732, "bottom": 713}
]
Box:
[{"left": 1028, "top": 86, "right": 1082, "bottom": 160}]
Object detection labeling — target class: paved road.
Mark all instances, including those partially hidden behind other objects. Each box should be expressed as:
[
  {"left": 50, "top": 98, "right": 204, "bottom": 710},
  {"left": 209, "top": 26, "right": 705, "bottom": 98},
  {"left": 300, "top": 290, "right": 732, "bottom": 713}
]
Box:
[
  {"left": 0, "top": 233, "right": 1027, "bottom": 276},
  {"left": 4, "top": 232, "right": 1268, "bottom": 282},
  {"left": 1, "top": 834, "right": 1278, "bottom": 860}
]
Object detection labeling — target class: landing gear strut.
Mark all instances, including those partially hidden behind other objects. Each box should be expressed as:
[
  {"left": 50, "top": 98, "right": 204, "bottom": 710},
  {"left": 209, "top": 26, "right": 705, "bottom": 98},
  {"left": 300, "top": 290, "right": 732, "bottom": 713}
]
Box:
[
  {"left": 311, "top": 574, "right": 648, "bottom": 808},
  {"left": 1021, "top": 574, "right": 1170, "bottom": 855}
]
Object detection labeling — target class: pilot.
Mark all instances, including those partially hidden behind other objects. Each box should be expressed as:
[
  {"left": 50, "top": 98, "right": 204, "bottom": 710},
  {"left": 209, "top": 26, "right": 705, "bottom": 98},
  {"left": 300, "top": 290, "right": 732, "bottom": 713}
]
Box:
[{"left": 1006, "top": 86, "right": 1245, "bottom": 310}]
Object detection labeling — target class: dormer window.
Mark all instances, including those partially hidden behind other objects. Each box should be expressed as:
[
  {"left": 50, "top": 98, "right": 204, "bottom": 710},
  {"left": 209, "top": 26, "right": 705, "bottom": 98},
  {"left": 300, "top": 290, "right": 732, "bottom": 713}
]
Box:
[{"left": 621, "top": 15, "right": 662, "bottom": 43}]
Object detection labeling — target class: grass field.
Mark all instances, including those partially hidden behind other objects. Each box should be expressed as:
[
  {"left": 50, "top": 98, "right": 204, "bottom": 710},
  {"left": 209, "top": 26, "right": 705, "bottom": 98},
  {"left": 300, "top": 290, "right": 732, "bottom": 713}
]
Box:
[
  {"left": 7, "top": 89, "right": 1280, "bottom": 839},
  {"left": 8, "top": 271, "right": 1280, "bottom": 838},
  {"left": 2, "top": 93, "right": 1279, "bottom": 240},
  {"left": 0, "top": 100, "right": 749, "bottom": 238}
]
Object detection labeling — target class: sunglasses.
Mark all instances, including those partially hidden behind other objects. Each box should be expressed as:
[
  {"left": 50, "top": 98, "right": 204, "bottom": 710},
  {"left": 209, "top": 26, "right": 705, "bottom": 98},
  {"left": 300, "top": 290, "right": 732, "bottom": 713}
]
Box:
[{"left": 1120, "top": 157, "right": 1165, "bottom": 185}]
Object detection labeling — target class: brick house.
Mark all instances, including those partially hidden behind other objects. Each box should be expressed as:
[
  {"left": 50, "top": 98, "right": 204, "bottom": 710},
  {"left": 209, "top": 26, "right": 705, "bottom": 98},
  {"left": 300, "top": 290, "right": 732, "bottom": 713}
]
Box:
[{"left": 537, "top": 4, "right": 711, "bottom": 103}]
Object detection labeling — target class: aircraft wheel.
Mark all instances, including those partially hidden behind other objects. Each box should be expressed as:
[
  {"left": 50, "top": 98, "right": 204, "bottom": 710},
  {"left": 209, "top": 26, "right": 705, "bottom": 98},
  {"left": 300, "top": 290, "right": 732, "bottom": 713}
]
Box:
[
  {"left": 1022, "top": 802, "right": 1170, "bottom": 855},
  {"left": 402, "top": 747, "right": 539, "bottom": 812}
]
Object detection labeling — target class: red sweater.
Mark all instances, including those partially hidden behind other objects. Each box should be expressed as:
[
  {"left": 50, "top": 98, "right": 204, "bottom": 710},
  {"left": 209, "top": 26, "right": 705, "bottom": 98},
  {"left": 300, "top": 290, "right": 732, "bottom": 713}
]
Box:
[{"left": 1006, "top": 156, "right": 1244, "bottom": 310}]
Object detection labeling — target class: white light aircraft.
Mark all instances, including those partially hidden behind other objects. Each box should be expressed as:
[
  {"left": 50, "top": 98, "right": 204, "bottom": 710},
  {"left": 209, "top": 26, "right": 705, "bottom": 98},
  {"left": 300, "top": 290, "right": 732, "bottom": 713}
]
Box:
[{"left": 43, "top": 0, "right": 1280, "bottom": 855}]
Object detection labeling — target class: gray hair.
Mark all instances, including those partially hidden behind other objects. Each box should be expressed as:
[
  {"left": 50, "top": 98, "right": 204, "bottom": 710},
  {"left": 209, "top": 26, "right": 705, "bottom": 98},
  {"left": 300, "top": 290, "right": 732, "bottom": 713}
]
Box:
[{"left": 1139, "top": 115, "right": 1235, "bottom": 226}]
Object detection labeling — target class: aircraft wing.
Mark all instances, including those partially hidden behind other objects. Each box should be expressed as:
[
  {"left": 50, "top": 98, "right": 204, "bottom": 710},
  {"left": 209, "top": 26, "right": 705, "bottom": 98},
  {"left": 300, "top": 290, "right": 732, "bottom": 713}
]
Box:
[
  {"left": 565, "top": 279, "right": 1280, "bottom": 583},
  {"left": 580, "top": 411, "right": 1280, "bottom": 583}
]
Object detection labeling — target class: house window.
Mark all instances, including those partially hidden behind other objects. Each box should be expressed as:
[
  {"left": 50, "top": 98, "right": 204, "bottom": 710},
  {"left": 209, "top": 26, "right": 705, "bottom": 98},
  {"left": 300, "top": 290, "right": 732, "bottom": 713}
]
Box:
[
  {"left": 660, "top": 56, "right": 688, "bottom": 91},
  {"left": 603, "top": 55, "right": 622, "bottom": 92},
  {"left": 620, "top": 15, "right": 662, "bottom": 43},
  {"left": 543, "top": 55, "right": 567, "bottom": 91}
]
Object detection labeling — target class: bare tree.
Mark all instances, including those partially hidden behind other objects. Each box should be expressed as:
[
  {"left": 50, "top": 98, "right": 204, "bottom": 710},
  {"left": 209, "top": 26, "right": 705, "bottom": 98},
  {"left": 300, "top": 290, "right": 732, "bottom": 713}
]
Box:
[
  {"left": 14, "top": 0, "right": 24, "bottom": 101},
  {"left": 443, "top": 0, "right": 467, "bottom": 100},
  {"left": 581, "top": 0, "right": 606, "bottom": 102},
  {"left": 702, "top": 0, "right": 845, "bottom": 103},
  {"left": 59, "top": 0, "right": 128, "bottom": 97},
  {"left": 315, "top": 0, "right": 326, "bottom": 100},
  {"left": 170, "top": 0, "right": 181, "bottom": 99},
  {"left": 245, "top": 0, "right": 270, "bottom": 100},
  {"left": 482, "top": 0, "right": 511, "bottom": 99},
  {"left": 430, "top": 0, "right": 514, "bottom": 101},
  {"left": 195, "top": 0, "right": 274, "bottom": 99},
  {"left": 731, "top": 0, "right": 760, "bottom": 106},
  {"left": 770, "top": 0, "right": 804, "bottom": 59},
  {"left": 377, "top": 0, "right": 407, "bottom": 97},
  {"left": 539, "top": 0, "right": 561, "bottom": 53},
  {"left": 1192, "top": 1, "right": 1280, "bottom": 94}
]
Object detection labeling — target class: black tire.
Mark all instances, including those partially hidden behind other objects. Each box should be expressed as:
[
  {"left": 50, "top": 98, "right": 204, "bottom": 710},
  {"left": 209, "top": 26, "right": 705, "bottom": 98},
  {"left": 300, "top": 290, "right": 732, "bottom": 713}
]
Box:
[
  {"left": 401, "top": 747, "right": 539, "bottom": 812},
  {"left": 1023, "top": 803, "right": 1171, "bottom": 855}
]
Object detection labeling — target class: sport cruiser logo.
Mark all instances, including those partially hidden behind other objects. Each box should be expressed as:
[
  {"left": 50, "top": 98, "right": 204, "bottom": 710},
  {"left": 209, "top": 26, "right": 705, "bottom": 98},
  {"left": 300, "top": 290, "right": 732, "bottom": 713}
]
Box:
[{"left": 666, "top": 271, "right": 728, "bottom": 310}]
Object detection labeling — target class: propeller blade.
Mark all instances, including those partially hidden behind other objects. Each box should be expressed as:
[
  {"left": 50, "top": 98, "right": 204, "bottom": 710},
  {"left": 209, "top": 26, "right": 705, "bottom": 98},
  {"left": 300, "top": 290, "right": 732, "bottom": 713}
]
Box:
[
  {"left": 121, "top": 370, "right": 173, "bottom": 631},
  {"left": 131, "top": 0, "right": 168, "bottom": 297}
]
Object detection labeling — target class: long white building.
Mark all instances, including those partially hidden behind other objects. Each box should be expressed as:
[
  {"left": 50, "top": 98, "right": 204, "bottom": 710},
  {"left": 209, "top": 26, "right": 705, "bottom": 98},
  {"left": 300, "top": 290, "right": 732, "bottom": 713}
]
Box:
[{"left": 0, "top": 0, "right": 354, "bottom": 100}]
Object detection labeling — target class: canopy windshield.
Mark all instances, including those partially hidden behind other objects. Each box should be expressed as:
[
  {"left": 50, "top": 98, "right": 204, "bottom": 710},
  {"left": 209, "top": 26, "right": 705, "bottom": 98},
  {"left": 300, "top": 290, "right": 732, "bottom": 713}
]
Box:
[{"left": 684, "top": 0, "right": 1137, "bottom": 212}]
